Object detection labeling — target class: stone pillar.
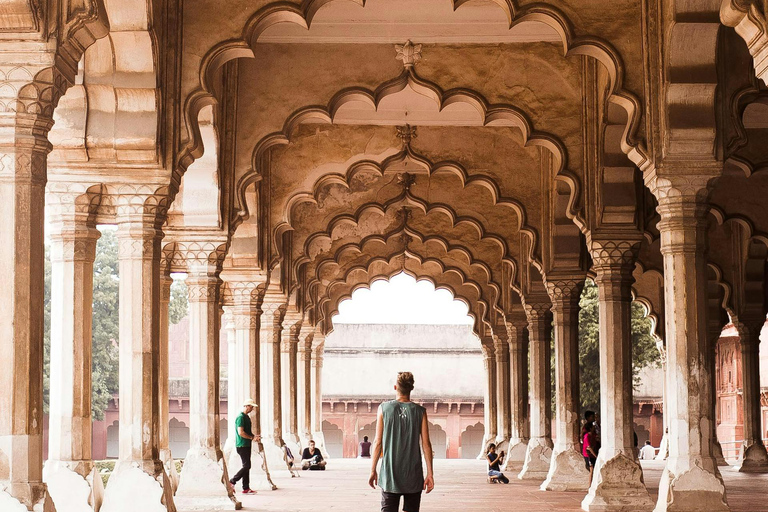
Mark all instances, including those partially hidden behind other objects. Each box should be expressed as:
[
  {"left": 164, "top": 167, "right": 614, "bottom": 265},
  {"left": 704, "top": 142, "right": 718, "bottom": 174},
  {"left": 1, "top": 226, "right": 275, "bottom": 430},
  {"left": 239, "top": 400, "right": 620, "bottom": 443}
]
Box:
[
  {"left": 220, "top": 277, "right": 276, "bottom": 491},
  {"left": 581, "top": 239, "right": 652, "bottom": 511},
  {"left": 281, "top": 313, "right": 302, "bottom": 453},
  {"left": 297, "top": 327, "right": 315, "bottom": 447},
  {"left": 0, "top": 65, "right": 60, "bottom": 512},
  {"left": 260, "top": 294, "right": 289, "bottom": 471},
  {"left": 43, "top": 195, "right": 103, "bottom": 512},
  {"left": 519, "top": 302, "right": 554, "bottom": 480},
  {"left": 478, "top": 343, "right": 498, "bottom": 458},
  {"left": 494, "top": 329, "right": 511, "bottom": 451},
  {"left": 157, "top": 272, "right": 180, "bottom": 492},
  {"left": 102, "top": 191, "right": 174, "bottom": 512},
  {"left": 311, "top": 335, "right": 329, "bottom": 457},
  {"left": 504, "top": 315, "right": 530, "bottom": 472},
  {"left": 175, "top": 242, "right": 238, "bottom": 510},
  {"left": 542, "top": 276, "right": 590, "bottom": 491},
  {"left": 655, "top": 348, "right": 671, "bottom": 461},
  {"left": 733, "top": 320, "right": 768, "bottom": 472},
  {"left": 647, "top": 173, "right": 728, "bottom": 512},
  {"left": 705, "top": 321, "right": 728, "bottom": 466}
]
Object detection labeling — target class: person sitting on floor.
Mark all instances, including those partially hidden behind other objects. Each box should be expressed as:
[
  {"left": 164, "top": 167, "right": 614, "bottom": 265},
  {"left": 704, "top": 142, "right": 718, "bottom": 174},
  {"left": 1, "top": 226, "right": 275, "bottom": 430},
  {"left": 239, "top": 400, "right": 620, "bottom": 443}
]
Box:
[
  {"left": 282, "top": 442, "right": 300, "bottom": 477},
  {"left": 360, "top": 435, "right": 372, "bottom": 458},
  {"left": 486, "top": 444, "right": 509, "bottom": 484},
  {"left": 639, "top": 440, "right": 656, "bottom": 460},
  {"left": 301, "top": 440, "right": 327, "bottom": 470}
]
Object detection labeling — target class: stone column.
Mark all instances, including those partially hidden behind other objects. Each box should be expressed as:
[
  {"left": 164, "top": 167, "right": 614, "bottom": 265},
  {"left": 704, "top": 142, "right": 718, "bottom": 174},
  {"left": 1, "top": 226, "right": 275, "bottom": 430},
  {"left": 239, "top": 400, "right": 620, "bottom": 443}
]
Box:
[
  {"left": 519, "top": 302, "right": 554, "bottom": 480},
  {"left": 706, "top": 319, "right": 728, "bottom": 466},
  {"left": 0, "top": 65, "right": 60, "bottom": 512},
  {"left": 102, "top": 191, "right": 174, "bottom": 512},
  {"left": 542, "top": 276, "right": 590, "bottom": 491},
  {"left": 281, "top": 312, "right": 302, "bottom": 452},
  {"left": 260, "top": 293, "right": 289, "bottom": 471},
  {"left": 478, "top": 343, "right": 498, "bottom": 458},
  {"left": 733, "top": 320, "right": 768, "bottom": 472},
  {"left": 504, "top": 314, "right": 530, "bottom": 472},
  {"left": 158, "top": 274, "right": 172, "bottom": 465},
  {"left": 157, "top": 272, "right": 180, "bottom": 493},
  {"left": 494, "top": 328, "right": 511, "bottom": 452},
  {"left": 655, "top": 345, "right": 671, "bottom": 461},
  {"left": 175, "top": 242, "right": 238, "bottom": 510},
  {"left": 647, "top": 172, "right": 728, "bottom": 512},
  {"left": 43, "top": 195, "right": 103, "bottom": 512},
  {"left": 220, "top": 277, "right": 276, "bottom": 491},
  {"left": 581, "top": 239, "right": 652, "bottom": 511},
  {"left": 297, "top": 326, "right": 315, "bottom": 447},
  {"left": 311, "top": 335, "right": 329, "bottom": 457}
]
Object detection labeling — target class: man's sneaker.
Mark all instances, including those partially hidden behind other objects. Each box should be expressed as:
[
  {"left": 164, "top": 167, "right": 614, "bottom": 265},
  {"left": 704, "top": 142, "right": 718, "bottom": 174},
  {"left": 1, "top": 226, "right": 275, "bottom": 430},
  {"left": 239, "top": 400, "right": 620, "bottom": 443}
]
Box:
[
  {"left": 227, "top": 480, "right": 236, "bottom": 493},
  {"left": 241, "top": 489, "right": 257, "bottom": 494}
]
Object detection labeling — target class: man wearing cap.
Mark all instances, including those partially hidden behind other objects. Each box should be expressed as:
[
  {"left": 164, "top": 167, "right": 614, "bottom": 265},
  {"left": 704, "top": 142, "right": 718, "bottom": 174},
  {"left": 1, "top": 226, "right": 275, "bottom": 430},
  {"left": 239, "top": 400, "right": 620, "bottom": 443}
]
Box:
[{"left": 229, "top": 399, "right": 261, "bottom": 494}]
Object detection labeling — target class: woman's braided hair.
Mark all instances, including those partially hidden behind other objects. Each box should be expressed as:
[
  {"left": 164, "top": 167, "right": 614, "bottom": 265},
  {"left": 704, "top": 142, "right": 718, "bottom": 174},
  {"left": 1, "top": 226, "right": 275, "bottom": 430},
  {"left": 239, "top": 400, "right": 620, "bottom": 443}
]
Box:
[{"left": 397, "top": 371, "right": 415, "bottom": 394}]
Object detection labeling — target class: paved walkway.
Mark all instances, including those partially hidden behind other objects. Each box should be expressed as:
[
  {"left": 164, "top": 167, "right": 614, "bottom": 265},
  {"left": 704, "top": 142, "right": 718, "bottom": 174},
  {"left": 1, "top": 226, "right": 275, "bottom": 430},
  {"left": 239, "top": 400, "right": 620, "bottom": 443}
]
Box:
[{"left": 227, "top": 458, "right": 768, "bottom": 512}]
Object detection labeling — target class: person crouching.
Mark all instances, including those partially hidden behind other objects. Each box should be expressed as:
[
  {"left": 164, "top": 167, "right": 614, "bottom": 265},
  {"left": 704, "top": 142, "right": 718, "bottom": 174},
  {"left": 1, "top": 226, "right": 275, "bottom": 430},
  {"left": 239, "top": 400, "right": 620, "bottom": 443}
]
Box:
[{"left": 486, "top": 444, "right": 509, "bottom": 484}]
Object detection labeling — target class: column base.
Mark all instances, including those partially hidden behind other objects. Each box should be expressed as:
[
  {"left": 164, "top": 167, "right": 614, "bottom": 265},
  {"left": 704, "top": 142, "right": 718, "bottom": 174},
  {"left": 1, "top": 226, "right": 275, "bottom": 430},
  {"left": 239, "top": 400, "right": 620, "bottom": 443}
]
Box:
[
  {"left": 101, "top": 461, "right": 175, "bottom": 512},
  {"left": 653, "top": 463, "right": 728, "bottom": 512},
  {"left": 518, "top": 437, "right": 553, "bottom": 480},
  {"left": 541, "top": 446, "right": 590, "bottom": 491},
  {"left": 43, "top": 460, "right": 104, "bottom": 512},
  {"left": 502, "top": 440, "right": 528, "bottom": 472},
  {"left": 282, "top": 434, "right": 302, "bottom": 467},
  {"left": 712, "top": 440, "right": 728, "bottom": 467},
  {"left": 159, "top": 450, "right": 180, "bottom": 493},
  {"left": 0, "top": 485, "right": 54, "bottom": 512},
  {"left": 176, "top": 449, "right": 239, "bottom": 510},
  {"left": 494, "top": 437, "right": 510, "bottom": 455},
  {"left": 655, "top": 435, "right": 669, "bottom": 461},
  {"left": 261, "top": 436, "right": 292, "bottom": 478},
  {"left": 476, "top": 434, "right": 496, "bottom": 460},
  {"left": 226, "top": 443, "right": 277, "bottom": 491},
  {"left": 581, "top": 453, "right": 652, "bottom": 512},
  {"left": 735, "top": 442, "right": 768, "bottom": 473}
]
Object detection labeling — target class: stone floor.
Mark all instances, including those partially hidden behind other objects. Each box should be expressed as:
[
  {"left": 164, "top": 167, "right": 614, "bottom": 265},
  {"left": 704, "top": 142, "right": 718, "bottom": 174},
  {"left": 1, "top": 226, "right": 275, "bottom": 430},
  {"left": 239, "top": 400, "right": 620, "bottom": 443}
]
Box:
[{"left": 226, "top": 458, "right": 768, "bottom": 512}]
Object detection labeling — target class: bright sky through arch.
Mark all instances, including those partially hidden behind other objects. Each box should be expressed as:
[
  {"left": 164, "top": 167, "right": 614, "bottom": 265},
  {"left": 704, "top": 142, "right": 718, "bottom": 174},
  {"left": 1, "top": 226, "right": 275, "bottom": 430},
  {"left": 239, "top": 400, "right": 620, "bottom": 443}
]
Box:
[{"left": 332, "top": 272, "right": 474, "bottom": 325}]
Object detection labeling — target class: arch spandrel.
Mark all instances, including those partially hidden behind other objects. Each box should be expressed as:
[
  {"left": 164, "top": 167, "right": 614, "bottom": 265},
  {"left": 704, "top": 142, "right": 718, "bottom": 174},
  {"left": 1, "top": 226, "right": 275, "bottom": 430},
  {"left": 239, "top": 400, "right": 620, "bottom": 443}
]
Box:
[{"left": 180, "top": 0, "right": 647, "bottom": 185}]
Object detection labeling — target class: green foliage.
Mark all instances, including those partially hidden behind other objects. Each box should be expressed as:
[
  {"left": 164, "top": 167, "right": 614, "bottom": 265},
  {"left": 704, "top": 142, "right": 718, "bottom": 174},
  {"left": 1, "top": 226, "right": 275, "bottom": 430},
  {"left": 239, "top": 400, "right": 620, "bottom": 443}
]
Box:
[
  {"left": 577, "top": 279, "right": 662, "bottom": 413},
  {"left": 43, "top": 228, "right": 120, "bottom": 421},
  {"left": 169, "top": 279, "right": 189, "bottom": 325},
  {"left": 578, "top": 280, "right": 601, "bottom": 413},
  {"left": 91, "top": 229, "right": 120, "bottom": 421}
]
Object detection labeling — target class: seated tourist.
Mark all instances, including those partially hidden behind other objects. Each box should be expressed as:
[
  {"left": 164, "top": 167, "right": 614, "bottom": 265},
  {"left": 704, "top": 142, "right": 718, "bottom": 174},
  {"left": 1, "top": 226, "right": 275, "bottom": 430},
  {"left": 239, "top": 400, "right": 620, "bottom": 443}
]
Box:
[
  {"left": 282, "top": 442, "right": 300, "bottom": 477},
  {"left": 486, "top": 443, "right": 509, "bottom": 484},
  {"left": 301, "top": 440, "right": 327, "bottom": 470},
  {"left": 360, "top": 435, "right": 372, "bottom": 458},
  {"left": 639, "top": 440, "right": 656, "bottom": 460}
]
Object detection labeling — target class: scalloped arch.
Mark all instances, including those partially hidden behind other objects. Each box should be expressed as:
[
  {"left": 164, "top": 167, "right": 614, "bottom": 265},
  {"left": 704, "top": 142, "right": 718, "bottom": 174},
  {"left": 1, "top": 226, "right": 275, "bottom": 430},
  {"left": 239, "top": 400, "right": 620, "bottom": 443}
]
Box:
[
  {"left": 181, "top": 0, "right": 645, "bottom": 195},
  {"left": 311, "top": 251, "right": 491, "bottom": 336}
]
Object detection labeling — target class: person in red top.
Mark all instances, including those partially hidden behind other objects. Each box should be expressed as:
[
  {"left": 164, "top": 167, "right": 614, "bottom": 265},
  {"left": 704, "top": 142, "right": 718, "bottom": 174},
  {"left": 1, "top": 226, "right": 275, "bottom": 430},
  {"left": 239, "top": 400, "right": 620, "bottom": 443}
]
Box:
[{"left": 582, "top": 422, "right": 598, "bottom": 486}]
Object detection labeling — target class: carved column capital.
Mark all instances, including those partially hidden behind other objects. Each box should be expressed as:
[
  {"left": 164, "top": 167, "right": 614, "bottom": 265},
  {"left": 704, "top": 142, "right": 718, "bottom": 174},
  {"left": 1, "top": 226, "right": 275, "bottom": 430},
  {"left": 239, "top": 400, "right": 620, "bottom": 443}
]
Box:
[{"left": 544, "top": 275, "right": 585, "bottom": 313}]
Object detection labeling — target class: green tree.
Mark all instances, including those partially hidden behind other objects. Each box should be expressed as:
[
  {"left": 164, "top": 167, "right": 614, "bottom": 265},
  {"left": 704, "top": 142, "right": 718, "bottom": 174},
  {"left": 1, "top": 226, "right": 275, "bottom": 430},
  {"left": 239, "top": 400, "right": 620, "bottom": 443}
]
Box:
[
  {"left": 577, "top": 279, "right": 662, "bottom": 413},
  {"left": 169, "top": 279, "right": 189, "bottom": 325},
  {"left": 91, "top": 228, "right": 120, "bottom": 421},
  {"left": 43, "top": 228, "right": 120, "bottom": 421}
]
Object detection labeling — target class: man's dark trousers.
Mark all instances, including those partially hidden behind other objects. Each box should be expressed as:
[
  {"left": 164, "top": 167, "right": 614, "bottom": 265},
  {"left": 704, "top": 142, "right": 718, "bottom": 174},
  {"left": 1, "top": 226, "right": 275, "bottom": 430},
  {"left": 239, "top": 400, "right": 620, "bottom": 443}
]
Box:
[{"left": 231, "top": 446, "right": 252, "bottom": 489}]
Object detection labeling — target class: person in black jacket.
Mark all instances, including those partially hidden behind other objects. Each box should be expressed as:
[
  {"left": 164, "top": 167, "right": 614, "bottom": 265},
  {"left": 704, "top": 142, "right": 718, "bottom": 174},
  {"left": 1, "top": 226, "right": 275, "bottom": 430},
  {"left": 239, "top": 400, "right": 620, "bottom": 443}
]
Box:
[
  {"left": 486, "top": 444, "right": 509, "bottom": 484},
  {"left": 301, "top": 440, "right": 327, "bottom": 470}
]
